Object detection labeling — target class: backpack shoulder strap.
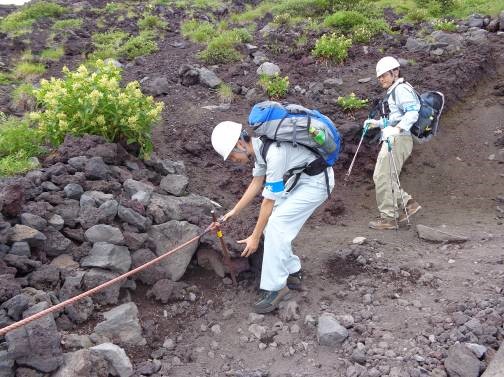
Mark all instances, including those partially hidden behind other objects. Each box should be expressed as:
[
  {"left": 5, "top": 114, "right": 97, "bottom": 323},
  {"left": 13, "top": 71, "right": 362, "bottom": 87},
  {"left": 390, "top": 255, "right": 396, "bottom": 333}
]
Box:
[{"left": 259, "top": 135, "right": 274, "bottom": 162}]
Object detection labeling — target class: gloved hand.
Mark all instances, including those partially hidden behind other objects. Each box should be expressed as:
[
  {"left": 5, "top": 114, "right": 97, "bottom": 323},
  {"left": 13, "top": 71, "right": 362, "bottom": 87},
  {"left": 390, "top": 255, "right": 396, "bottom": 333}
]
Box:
[
  {"left": 363, "top": 119, "right": 382, "bottom": 129},
  {"left": 381, "top": 125, "right": 401, "bottom": 140}
]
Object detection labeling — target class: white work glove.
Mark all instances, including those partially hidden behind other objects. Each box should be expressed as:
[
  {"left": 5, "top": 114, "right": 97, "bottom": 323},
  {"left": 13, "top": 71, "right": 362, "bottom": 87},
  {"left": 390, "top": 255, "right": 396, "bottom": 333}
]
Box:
[
  {"left": 363, "top": 119, "right": 382, "bottom": 129},
  {"left": 381, "top": 125, "right": 400, "bottom": 140}
]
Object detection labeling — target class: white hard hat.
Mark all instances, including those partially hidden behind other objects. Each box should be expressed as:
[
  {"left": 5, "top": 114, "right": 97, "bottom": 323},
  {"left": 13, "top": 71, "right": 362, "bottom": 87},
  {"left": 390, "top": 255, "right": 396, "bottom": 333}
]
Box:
[
  {"left": 211, "top": 121, "right": 242, "bottom": 160},
  {"left": 376, "top": 56, "right": 400, "bottom": 78}
]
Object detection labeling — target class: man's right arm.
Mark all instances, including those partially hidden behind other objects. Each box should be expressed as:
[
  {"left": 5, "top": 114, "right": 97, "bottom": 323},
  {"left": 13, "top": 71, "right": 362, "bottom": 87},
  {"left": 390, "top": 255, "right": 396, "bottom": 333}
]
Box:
[{"left": 222, "top": 175, "right": 265, "bottom": 221}]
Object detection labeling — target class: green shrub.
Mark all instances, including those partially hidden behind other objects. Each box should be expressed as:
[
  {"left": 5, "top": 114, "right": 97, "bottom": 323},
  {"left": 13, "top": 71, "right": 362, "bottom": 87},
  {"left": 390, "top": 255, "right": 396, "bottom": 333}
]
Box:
[
  {"left": 324, "top": 11, "right": 367, "bottom": 30},
  {"left": 90, "top": 30, "right": 129, "bottom": 60},
  {"left": 138, "top": 14, "right": 168, "bottom": 31},
  {"left": 0, "top": 151, "right": 40, "bottom": 176},
  {"left": 52, "top": 18, "right": 83, "bottom": 30},
  {"left": 217, "top": 83, "right": 234, "bottom": 103},
  {"left": 0, "top": 73, "right": 13, "bottom": 85},
  {"left": 14, "top": 62, "right": 46, "bottom": 79},
  {"left": 401, "top": 8, "right": 429, "bottom": 23},
  {"left": 160, "top": 0, "right": 224, "bottom": 10},
  {"left": 273, "top": 0, "right": 331, "bottom": 17},
  {"left": 0, "top": 116, "right": 43, "bottom": 160},
  {"left": 352, "top": 19, "right": 390, "bottom": 43},
  {"left": 105, "top": 2, "right": 125, "bottom": 13},
  {"left": 12, "top": 83, "right": 36, "bottom": 110},
  {"left": 181, "top": 20, "right": 216, "bottom": 43},
  {"left": 40, "top": 47, "right": 65, "bottom": 61},
  {"left": 120, "top": 32, "right": 158, "bottom": 59},
  {"left": 198, "top": 29, "right": 251, "bottom": 64},
  {"left": 433, "top": 18, "right": 457, "bottom": 31},
  {"left": 312, "top": 33, "right": 352, "bottom": 63},
  {"left": 259, "top": 74, "right": 289, "bottom": 99},
  {"left": 0, "top": 1, "right": 66, "bottom": 36},
  {"left": 336, "top": 93, "right": 368, "bottom": 112},
  {"left": 30, "top": 60, "right": 164, "bottom": 157}
]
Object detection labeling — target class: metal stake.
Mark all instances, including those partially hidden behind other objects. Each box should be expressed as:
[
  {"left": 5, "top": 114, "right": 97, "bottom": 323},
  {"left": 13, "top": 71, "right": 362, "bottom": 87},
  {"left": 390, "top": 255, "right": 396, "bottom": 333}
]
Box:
[{"left": 211, "top": 210, "right": 237, "bottom": 285}]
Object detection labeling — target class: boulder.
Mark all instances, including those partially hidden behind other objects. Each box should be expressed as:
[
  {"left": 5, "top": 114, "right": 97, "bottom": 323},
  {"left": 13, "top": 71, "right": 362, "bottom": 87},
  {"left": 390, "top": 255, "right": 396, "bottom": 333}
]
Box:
[
  {"left": 148, "top": 221, "right": 201, "bottom": 281},
  {"left": 159, "top": 174, "right": 188, "bottom": 197},
  {"left": 52, "top": 349, "right": 109, "bottom": 377},
  {"left": 59, "top": 271, "right": 94, "bottom": 323},
  {"left": 467, "top": 14, "right": 484, "bottom": 28},
  {"left": 8, "top": 225, "right": 46, "bottom": 247},
  {"left": 146, "top": 279, "right": 187, "bottom": 303},
  {"left": 85, "top": 225, "right": 124, "bottom": 245},
  {"left": 1, "top": 294, "right": 31, "bottom": 321},
  {"left": 178, "top": 64, "right": 200, "bottom": 86},
  {"left": 54, "top": 201, "right": 80, "bottom": 227},
  {"left": 131, "top": 248, "right": 167, "bottom": 285},
  {"left": 123, "top": 179, "right": 154, "bottom": 206},
  {"left": 117, "top": 206, "right": 151, "bottom": 232},
  {"left": 83, "top": 269, "right": 120, "bottom": 306},
  {"left": 99, "top": 200, "right": 119, "bottom": 220},
  {"left": 81, "top": 242, "right": 131, "bottom": 273},
  {"left": 43, "top": 230, "right": 72, "bottom": 256},
  {"left": 90, "top": 343, "right": 133, "bottom": 377},
  {"left": 142, "top": 76, "right": 170, "bottom": 96},
  {"left": 9, "top": 242, "right": 31, "bottom": 257},
  {"left": 48, "top": 214, "right": 65, "bottom": 230},
  {"left": 317, "top": 313, "right": 349, "bottom": 346},
  {"left": 20, "top": 213, "right": 47, "bottom": 231},
  {"left": 197, "top": 68, "right": 222, "bottom": 89},
  {"left": 123, "top": 232, "right": 148, "bottom": 251},
  {"left": 466, "top": 28, "right": 488, "bottom": 43},
  {"left": 63, "top": 183, "right": 84, "bottom": 200},
  {"left": 256, "top": 62, "right": 280, "bottom": 76},
  {"left": 93, "top": 302, "right": 146, "bottom": 346},
  {"left": 28, "top": 265, "right": 60, "bottom": 290},
  {"left": 0, "top": 184, "right": 25, "bottom": 217},
  {"left": 431, "top": 31, "right": 464, "bottom": 52},
  {"left": 84, "top": 157, "right": 111, "bottom": 180},
  {"left": 0, "top": 350, "right": 14, "bottom": 377},
  {"left": 143, "top": 154, "right": 185, "bottom": 176},
  {"left": 80, "top": 191, "right": 114, "bottom": 208},
  {"left": 445, "top": 343, "right": 483, "bottom": 377},
  {"left": 5, "top": 302, "right": 63, "bottom": 373},
  {"left": 68, "top": 156, "right": 88, "bottom": 171},
  {"left": 147, "top": 193, "right": 214, "bottom": 224},
  {"left": 417, "top": 224, "right": 469, "bottom": 243},
  {"left": 405, "top": 37, "right": 430, "bottom": 52},
  {"left": 500, "top": 10, "right": 504, "bottom": 31}
]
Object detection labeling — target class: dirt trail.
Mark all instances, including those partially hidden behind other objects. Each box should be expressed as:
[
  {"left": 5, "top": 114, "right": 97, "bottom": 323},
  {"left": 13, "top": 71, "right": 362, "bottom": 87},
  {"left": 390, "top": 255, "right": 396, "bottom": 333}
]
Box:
[{"left": 134, "top": 62, "right": 504, "bottom": 377}]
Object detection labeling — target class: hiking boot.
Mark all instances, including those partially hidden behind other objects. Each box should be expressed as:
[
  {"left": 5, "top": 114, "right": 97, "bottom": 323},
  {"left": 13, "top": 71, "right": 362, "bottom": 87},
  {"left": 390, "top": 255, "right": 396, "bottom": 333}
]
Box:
[
  {"left": 398, "top": 200, "right": 422, "bottom": 223},
  {"left": 287, "top": 270, "right": 303, "bottom": 290},
  {"left": 368, "top": 217, "right": 397, "bottom": 230},
  {"left": 254, "top": 286, "right": 290, "bottom": 314}
]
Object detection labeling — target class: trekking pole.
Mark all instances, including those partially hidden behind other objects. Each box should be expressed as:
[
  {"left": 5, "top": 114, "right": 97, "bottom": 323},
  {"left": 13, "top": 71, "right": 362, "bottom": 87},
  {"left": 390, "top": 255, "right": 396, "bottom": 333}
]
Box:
[
  {"left": 386, "top": 138, "right": 399, "bottom": 230},
  {"left": 388, "top": 143, "right": 411, "bottom": 226},
  {"left": 344, "top": 123, "right": 369, "bottom": 182},
  {"left": 211, "top": 210, "right": 237, "bottom": 285}
]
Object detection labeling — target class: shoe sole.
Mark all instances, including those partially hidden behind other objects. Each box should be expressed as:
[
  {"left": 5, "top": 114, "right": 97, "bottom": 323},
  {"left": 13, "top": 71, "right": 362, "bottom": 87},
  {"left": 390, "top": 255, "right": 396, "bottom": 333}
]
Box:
[
  {"left": 287, "top": 283, "right": 302, "bottom": 291},
  {"left": 398, "top": 204, "right": 422, "bottom": 223}
]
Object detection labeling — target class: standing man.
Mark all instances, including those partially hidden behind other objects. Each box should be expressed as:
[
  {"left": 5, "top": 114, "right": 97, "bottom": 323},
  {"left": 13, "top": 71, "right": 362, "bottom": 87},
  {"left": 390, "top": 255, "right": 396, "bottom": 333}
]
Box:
[
  {"left": 211, "top": 120, "right": 334, "bottom": 313},
  {"left": 365, "top": 56, "right": 422, "bottom": 230}
]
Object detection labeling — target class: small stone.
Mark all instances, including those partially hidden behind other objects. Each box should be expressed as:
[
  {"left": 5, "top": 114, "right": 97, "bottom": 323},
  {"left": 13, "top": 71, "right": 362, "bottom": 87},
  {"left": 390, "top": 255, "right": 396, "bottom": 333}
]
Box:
[
  {"left": 163, "top": 338, "right": 175, "bottom": 350},
  {"left": 352, "top": 236, "right": 366, "bottom": 245},
  {"left": 222, "top": 309, "right": 234, "bottom": 319},
  {"left": 358, "top": 77, "right": 372, "bottom": 83},
  {"left": 258, "top": 343, "right": 267, "bottom": 350}
]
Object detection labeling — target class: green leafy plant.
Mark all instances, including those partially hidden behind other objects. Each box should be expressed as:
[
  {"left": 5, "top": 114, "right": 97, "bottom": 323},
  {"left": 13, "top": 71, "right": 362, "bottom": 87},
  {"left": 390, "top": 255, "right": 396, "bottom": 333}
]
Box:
[
  {"left": 259, "top": 74, "right": 290, "bottom": 99},
  {"left": 198, "top": 29, "right": 251, "bottom": 64},
  {"left": 40, "top": 47, "right": 65, "bottom": 61},
  {"left": 217, "top": 83, "right": 234, "bottom": 103},
  {"left": 52, "top": 18, "right": 83, "bottom": 30},
  {"left": 336, "top": 93, "right": 368, "bottom": 112},
  {"left": 324, "top": 10, "right": 367, "bottom": 30},
  {"left": 120, "top": 31, "right": 159, "bottom": 59},
  {"left": 30, "top": 60, "right": 164, "bottom": 158},
  {"left": 0, "top": 1, "right": 66, "bottom": 36},
  {"left": 138, "top": 14, "right": 168, "bottom": 31},
  {"left": 0, "top": 116, "right": 44, "bottom": 176},
  {"left": 312, "top": 33, "right": 352, "bottom": 63},
  {"left": 0, "top": 73, "right": 14, "bottom": 85},
  {"left": 14, "top": 62, "right": 46, "bottom": 79},
  {"left": 433, "top": 18, "right": 457, "bottom": 31},
  {"left": 181, "top": 20, "right": 216, "bottom": 43}
]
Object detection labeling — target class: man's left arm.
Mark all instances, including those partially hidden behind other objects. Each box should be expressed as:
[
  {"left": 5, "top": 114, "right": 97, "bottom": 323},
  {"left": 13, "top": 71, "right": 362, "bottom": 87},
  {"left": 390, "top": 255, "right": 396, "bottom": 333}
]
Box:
[{"left": 238, "top": 197, "right": 275, "bottom": 257}]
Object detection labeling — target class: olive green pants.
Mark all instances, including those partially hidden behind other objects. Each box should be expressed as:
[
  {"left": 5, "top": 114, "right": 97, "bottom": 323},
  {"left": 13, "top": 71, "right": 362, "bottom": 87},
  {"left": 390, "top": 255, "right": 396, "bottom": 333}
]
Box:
[{"left": 373, "top": 135, "right": 413, "bottom": 219}]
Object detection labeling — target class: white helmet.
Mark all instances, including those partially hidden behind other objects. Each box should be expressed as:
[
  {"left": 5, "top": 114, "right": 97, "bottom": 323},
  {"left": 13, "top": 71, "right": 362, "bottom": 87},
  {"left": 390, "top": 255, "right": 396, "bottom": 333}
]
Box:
[
  {"left": 211, "top": 121, "right": 242, "bottom": 160},
  {"left": 376, "top": 56, "right": 400, "bottom": 78}
]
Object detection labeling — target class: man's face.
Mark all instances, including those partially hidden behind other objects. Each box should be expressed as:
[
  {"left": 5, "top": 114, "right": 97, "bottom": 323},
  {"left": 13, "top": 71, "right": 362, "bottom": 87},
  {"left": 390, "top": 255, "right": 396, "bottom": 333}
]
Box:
[
  {"left": 378, "top": 71, "right": 395, "bottom": 89},
  {"left": 228, "top": 142, "right": 249, "bottom": 164}
]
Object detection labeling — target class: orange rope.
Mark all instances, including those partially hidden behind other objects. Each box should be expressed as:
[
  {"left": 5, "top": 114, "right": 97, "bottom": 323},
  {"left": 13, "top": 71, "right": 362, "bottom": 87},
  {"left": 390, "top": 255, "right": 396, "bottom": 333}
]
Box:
[{"left": 0, "top": 223, "right": 217, "bottom": 337}]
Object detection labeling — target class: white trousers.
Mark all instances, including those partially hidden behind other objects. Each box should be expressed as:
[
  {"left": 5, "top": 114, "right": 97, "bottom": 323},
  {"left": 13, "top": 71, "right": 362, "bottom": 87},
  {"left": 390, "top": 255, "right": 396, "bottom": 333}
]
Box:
[{"left": 260, "top": 169, "right": 334, "bottom": 291}]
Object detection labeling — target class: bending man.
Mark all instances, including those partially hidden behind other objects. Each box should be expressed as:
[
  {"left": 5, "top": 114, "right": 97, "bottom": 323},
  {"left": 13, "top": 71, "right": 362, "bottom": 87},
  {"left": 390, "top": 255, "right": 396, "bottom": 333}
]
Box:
[{"left": 211, "top": 120, "right": 334, "bottom": 313}]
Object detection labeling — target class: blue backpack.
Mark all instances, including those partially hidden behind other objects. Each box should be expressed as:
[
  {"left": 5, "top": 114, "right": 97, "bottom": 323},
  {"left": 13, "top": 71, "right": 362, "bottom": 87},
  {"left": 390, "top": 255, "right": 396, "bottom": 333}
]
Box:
[
  {"left": 248, "top": 101, "right": 341, "bottom": 196},
  {"left": 248, "top": 101, "right": 341, "bottom": 165}
]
